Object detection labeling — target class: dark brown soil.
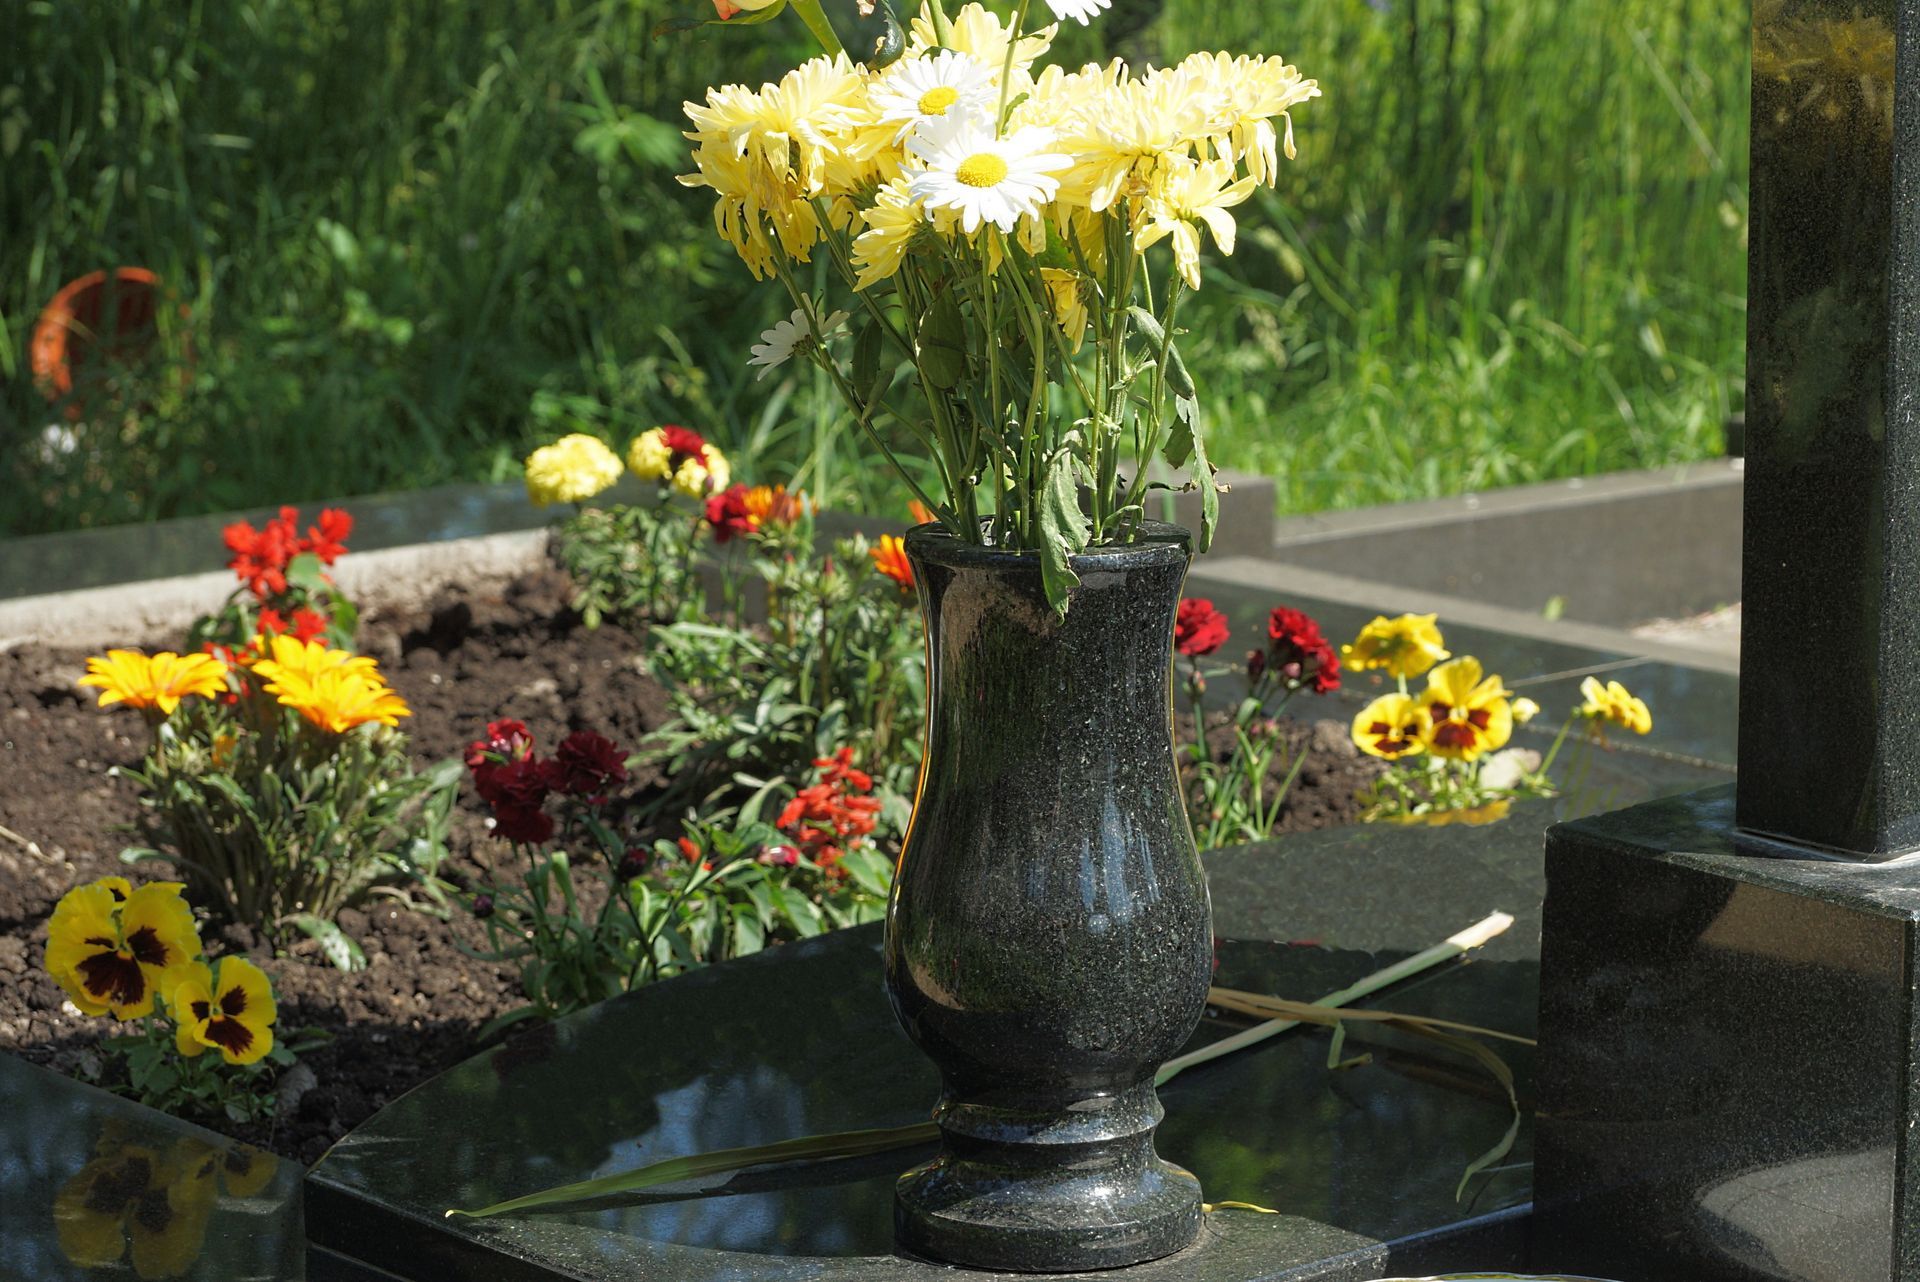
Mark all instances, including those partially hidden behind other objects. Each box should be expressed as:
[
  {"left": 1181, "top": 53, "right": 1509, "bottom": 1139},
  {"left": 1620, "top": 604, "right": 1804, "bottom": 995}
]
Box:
[{"left": 0, "top": 565, "right": 1371, "bottom": 1166}]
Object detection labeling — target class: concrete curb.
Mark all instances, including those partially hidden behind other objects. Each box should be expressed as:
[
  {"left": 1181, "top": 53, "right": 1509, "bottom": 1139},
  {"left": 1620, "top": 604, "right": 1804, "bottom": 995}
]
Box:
[{"left": 0, "top": 529, "right": 551, "bottom": 652}]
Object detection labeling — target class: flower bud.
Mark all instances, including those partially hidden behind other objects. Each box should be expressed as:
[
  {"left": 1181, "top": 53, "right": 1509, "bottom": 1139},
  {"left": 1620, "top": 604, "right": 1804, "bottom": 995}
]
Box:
[{"left": 472, "top": 894, "right": 494, "bottom": 920}]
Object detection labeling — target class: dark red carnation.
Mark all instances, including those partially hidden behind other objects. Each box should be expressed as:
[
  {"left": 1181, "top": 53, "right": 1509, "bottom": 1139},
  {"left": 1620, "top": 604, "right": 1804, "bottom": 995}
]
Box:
[
  {"left": 549, "top": 730, "right": 628, "bottom": 801},
  {"left": 1175, "top": 598, "right": 1230, "bottom": 658},
  {"left": 704, "top": 485, "right": 757, "bottom": 544},
  {"left": 615, "top": 847, "right": 650, "bottom": 883},
  {"left": 1265, "top": 607, "right": 1341, "bottom": 695},
  {"left": 491, "top": 802, "right": 555, "bottom": 845}
]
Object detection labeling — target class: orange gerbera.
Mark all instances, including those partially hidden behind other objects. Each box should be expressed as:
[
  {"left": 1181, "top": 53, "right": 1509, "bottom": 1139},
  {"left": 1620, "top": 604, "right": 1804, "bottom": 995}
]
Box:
[
  {"left": 742, "top": 484, "right": 808, "bottom": 527},
  {"left": 871, "top": 535, "right": 914, "bottom": 591},
  {"left": 908, "top": 498, "right": 938, "bottom": 526}
]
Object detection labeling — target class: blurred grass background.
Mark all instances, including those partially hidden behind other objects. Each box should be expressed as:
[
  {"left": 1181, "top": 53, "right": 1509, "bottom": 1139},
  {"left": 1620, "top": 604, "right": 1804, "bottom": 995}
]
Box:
[{"left": 0, "top": 0, "right": 1747, "bottom": 537}]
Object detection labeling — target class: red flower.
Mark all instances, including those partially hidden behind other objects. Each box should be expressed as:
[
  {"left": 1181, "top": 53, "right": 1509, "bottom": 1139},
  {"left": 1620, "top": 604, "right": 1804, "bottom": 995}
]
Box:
[
  {"left": 676, "top": 835, "right": 714, "bottom": 872},
  {"left": 257, "top": 607, "right": 288, "bottom": 636},
  {"left": 289, "top": 607, "right": 330, "bottom": 642},
  {"left": 549, "top": 730, "right": 628, "bottom": 801},
  {"left": 659, "top": 425, "right": 710, "bottom": 469},
  {"left": 615, "top": 847, "right": 649, "bottom": 882},
  {"left": 704, "top": 484, "right": 758, "bottom": 543},
  {"left": 1175, "top": 598, "right": 1230, "bottom": 658},
  {"left": 466, "top": 719, "right": 535, "bottom": 772},
  {"left": 1266, "top": 607, "right": 1341, "bottom": 695},
  {"left": 777, "top": 749, "right": 882, "bottom": 874},
  {"left": 474, "top": 757, "right": 554, "bottom": 843},
  {"left": 223, "top": 509, "right": 300, "bottom": 598},
  {"left": 300, "top": 509, "right": 353, "bottom": 565},
  {"left": 492, "top": 799, "right": 555, "bottom": 845}
]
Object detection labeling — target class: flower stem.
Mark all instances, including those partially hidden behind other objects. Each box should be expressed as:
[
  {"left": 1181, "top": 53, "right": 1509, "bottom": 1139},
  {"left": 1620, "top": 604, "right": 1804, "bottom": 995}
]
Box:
[{"left": 787, "top": 0, "right": 844, "bottom": 55}]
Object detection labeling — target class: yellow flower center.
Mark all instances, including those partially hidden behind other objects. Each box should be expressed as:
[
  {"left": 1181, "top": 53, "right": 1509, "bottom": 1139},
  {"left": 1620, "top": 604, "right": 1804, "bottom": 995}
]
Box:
[
  {"left": 918, "top": 86, "right": 961, "bottom": 116},
  {"left": 955, "top": 152, "right": 1009, "bottom": 188}
]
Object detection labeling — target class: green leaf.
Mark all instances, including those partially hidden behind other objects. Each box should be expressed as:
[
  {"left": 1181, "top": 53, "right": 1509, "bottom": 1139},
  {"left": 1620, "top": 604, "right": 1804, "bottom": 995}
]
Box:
[
  {"left": 286, "top": 913, "right": 367, "bottom": 972},
  {"left": 917, "top": 288, "right": 967, "bottom": 391},
  {"left": 1036, "top": 449, "right": 1091, "bottom": 615},
  {"left": 851, "top": 318, "right": 886, "bottom": 415},
  {"left": 284, "top": 551, "right": 329, "bottom": 594}
]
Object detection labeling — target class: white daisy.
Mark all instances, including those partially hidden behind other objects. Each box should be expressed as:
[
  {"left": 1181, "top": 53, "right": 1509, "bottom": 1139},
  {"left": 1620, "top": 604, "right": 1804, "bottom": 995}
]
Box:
[
  {"left": 749, "top": 307, "right": 849, "bottom": 379},
  {"left": 905, "top": 114, "right": 1071, "bottom": 235},
  {"left": 869, "top": 50, "right": 999, "bottom": 143},
  {"left": 1043, "top": 0, "right": 1111, "bottom": 24}
]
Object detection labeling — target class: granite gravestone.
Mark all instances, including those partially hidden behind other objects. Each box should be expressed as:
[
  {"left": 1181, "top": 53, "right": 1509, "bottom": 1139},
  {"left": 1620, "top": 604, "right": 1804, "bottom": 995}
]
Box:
[{"left": 1535, "top": 4, "right": 1920, "bottom": 1279}]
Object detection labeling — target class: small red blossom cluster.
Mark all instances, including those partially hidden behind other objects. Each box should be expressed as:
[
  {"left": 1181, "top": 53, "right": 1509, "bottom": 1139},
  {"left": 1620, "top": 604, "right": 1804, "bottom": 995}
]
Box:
[
  {"left": 705, "top": 485, "right": 758, "bottom": 543},
  {"left": 464, "top": 719, "right": 630, "bottom": 845},
  {"left": 222, "top": 507, "right": 352, "bottom": 599},
  {"left": 773, "top": 748, "right": 881, "bottom": 874},
  {"left": 1259, "top": 607, "right": 1341, "bottom": 694},
  {"left": 659, "top": 425, "right": 712, "bottom": 471},
  {"left": 1175, "top": 598, "right": 1230, "bottom": 658}
]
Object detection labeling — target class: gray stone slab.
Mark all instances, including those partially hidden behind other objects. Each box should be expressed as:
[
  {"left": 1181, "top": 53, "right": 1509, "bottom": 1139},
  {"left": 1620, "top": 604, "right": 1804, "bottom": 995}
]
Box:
[
  {"left": 1269, "top": 463, "right": 1744, "bottom": 629},
  {"left": 1534, "top": 785, "right": 1920, "bottom": 1280}
]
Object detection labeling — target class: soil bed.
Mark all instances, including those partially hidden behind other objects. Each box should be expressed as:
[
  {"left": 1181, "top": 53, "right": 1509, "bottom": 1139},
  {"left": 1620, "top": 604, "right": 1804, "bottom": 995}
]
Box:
[{"left": 0, "top": 565, "right": 1371, "bottom": 1164}]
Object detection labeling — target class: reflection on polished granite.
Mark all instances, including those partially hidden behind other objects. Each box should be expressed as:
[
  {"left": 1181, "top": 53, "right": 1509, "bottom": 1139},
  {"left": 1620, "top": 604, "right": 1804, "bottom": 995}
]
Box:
[
  {"left": 0, "top": 1054, "right": 302, "bottom": 1281},
  {"left": 1535, "top": 786, "right": 1920, "bottom": 1280},
  {"left": 305, "top": 922, "right": 1529, "bottom": 1282}
]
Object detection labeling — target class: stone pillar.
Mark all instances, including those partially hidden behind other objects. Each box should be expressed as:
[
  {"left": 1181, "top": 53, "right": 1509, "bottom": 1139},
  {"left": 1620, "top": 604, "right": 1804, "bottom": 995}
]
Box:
[
  {"left": 1534, "top": 5, "right": 1920, "bottom": 1279},
  {"left": 1738, "top": 0, "right": 1920, "bottom": 859}
]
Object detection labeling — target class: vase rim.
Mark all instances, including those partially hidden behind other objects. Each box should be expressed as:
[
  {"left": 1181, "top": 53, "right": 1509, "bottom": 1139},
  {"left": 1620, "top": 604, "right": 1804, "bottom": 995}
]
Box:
[{"left": 904, "top": 520, "right": 1191, "bottom": 572}]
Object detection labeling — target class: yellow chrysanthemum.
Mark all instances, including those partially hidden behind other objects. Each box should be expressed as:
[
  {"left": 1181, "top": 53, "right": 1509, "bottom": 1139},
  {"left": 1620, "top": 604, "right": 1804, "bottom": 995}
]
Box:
[
  {"left": 1420, "top": 657, "right": 1514, "bottom": 761},
  {"left": 272, "top": 667, "right": 411, "bottom": 734},
  {"left": 853, "top": 178, "right": 926, "bottom": 290},
  {"left": 1351, "top": 693, "right": 1428, "bottom": 761},
  {"left": 524, "top": 433, "right": 622, "bottom": 507},
  {"left": 169, "top": 957, "right": 277, "bottom": 1066},
  {"left": 1579, "top": 677, "right": 1653, "bottom": 735},
  {"left": 78, "top": 650, "right": 229, "bottom": 718},
  {"left": 1133, "top": 157, "right": 1257, "bottom": 289},
  {"left": 907, "top": 2, "right": 1057, "bottom": 77},
  {"left": 45, "top": 880, "right": 203, "bottom": 1022},
  {"left": 1341, "top": 614, "right": 1452, "bottom": 680},
  {"left": 1040, "top": 268, "right": 1089, "bottom": 349}
]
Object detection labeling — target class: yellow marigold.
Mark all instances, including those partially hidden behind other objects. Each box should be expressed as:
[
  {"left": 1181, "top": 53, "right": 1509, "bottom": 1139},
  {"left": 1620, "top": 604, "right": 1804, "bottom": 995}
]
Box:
[
  {"left": 45, "top": 880, "right": 203, "bottom": 1021},
  {"left": 1341, "top": 614, "right": 1451, "bottom": 680},
  {"left": 169, "top": 957, "right": 277, "bottom": 1066},
  {"left": 626, "top": 428, "right": 674, "bottom": 481},
  {"left": 1351, "top": 692, "right": 1427, "bottom": 761},
  {"left": 1579, "top": 677, "right": 1653, "bottom": 735},
  {"left": 672, "top": 446, "right": 730, "bottom": 499},
  {"left": 78, "top": 650, "right": 229, "bottom": 717},
  {"left": 524, "top": 433, "right": 622, "bottom": 507},
  {"left": 272, "top": 667, "right": 411, "bottom": 734},
  {"left": 1420, "top": 656, "right": 1514, "bottom": 761}
]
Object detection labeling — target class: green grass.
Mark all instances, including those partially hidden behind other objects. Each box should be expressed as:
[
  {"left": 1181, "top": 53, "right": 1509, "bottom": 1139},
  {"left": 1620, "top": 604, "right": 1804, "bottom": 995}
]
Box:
[{"left": 0, "top": 0, "right": 1748, "bottom": 536}]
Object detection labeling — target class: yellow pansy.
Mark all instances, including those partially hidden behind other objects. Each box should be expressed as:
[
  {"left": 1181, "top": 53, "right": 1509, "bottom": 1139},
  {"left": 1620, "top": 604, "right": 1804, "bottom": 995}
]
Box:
[
  {"left": 45, "top": 881, "right": 203, "bottom": 1022},
  {"left": 78, "top": 651, "right": 229, "bottom": 719},
  {"left": 1351, "top": 693, "right": 1428, "bottom": 761},
  {"left": 1341, "top": 613, "right": 1452, "bottom": 680},
  {"left": 1420, "top": 656, "right": 1514, "bottom": 761},
  {"left": 169, "top": 957, "right": 277, "bottom": 1066},
  {"left": 523, "top": 433, "right": 623, "bottom": 507},
  {"left": 1580, "top": 677, "right": 1653, "bottom": 735},
  {"left": 1511, "top": 697, "right": 1541, "bottom": 725}
]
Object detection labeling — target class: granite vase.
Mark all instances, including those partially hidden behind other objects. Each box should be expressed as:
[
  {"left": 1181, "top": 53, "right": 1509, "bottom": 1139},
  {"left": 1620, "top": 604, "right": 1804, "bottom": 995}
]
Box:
[{"left": 884, "top": 522, "right": 1214, "bottom": 1273}]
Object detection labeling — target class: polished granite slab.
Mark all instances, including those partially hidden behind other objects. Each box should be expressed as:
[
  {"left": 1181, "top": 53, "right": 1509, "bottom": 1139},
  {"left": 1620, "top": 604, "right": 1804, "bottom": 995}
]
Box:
[
  {"left": 304, "top": 919, "right": 1530, "bottom": 1282},
  {"left": 1534, "top": 786, "right": 1920, "bottom": 1280},
  {"left": 0, "top": 1053, "right": 303, "bottom": 1282}
]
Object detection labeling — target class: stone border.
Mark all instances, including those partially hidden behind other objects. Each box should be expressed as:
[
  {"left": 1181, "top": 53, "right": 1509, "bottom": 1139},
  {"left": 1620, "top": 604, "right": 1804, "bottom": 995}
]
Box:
[{"left": 1268, "top": 461, "right": 1743, "bottom": 631}]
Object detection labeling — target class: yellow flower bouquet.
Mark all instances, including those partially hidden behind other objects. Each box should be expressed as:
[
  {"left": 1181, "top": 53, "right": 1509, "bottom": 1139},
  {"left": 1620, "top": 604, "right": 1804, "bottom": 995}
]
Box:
[{"left": 680, "top": 0, "right": 1319, "bottom": 608}]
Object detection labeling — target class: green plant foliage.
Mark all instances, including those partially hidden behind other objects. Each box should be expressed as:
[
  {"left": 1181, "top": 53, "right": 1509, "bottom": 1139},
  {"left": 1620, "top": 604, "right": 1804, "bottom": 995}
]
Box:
[{"left": 117, "top": 703, "right": 460, "bottom": 958}]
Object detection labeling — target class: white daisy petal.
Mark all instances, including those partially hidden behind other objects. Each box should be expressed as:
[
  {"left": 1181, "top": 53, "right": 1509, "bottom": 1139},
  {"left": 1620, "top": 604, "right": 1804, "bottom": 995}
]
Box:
[
  {"left": 905, "top": 118, "right": 1072, "bottom": 236},
  {"left": 869, "top": 50, "right": 1000, "bottom": 143},
  {"left": 1042, "top": 0, "right": 1110, "bottom": 24},
  {"left": 747, "top": 307, "right": 849, "bottom": 380}
]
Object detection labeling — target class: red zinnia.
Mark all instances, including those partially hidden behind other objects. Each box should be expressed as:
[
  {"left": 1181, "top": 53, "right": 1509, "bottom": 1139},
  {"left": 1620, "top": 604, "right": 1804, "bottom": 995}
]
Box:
[
  {"left": 1175, "top": 598, "right": 1230, "bottom": 658},
  {"left": 705, "top": 484, "right": 758, "bottom": 543}
]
